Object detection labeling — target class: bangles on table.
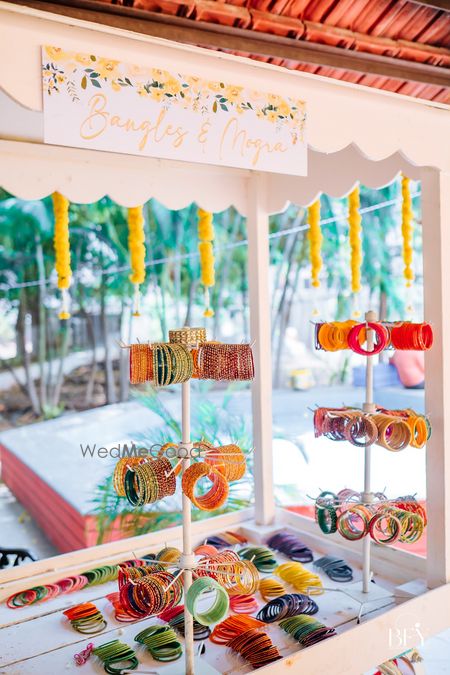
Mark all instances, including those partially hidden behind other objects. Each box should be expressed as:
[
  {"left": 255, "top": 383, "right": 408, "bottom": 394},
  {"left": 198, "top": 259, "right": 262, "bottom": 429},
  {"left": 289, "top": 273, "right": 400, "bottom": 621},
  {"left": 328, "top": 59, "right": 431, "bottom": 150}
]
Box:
[
  {"left": 106, "top": 592, "right": 137, "bottom": 622},
  {"left": 63, "top": 602, "right": 107, "bottom": 634},
  {"left": 182, "top": 462, "right": 229, "bottom": 511},
  {"left": 6, "top": 559, "right": 145, "bottom": 609},
  {"left": 256, "top": 593, "right": 319, "bottom": 623},
  {"left": 159, "top": 605, "right": 211, "bottom": 640},
  {"left": 92, "top": 640, "right": 138, "bottom": 675},
  {"left": 280, "top": 615, "right": 336, "bottom": 648},
  {"left": 210, "top": 615, "right": 265, "bottom": 644},
  {"left": 229, "top": 594, "right": 259, "bottom": 613},
  {"left": 266, "top": 532, "right": 314, "bottom": 563},
  {"left": 275, "top": 562, "right": 323, "bottom": 594},
  {"left": 314, "top": 556, "right": 354, "bottom": 582},
  {"left": 226, "top": 628, "right": 282, "bottom": 668},
  {"left": 134, "top": 624, "right": 182, "bottom": 662},
  {"left": 238, "top": 546, "right": 278, "bottom": 573},
  {"left": 258, "top": 577, "right": 286, "bottom": 602},
  {"left": 201, "top": 531, "right": 248, "bottom": 549},
  {"left": 185, "top": 577, "right": 230, "bottom": 626}
]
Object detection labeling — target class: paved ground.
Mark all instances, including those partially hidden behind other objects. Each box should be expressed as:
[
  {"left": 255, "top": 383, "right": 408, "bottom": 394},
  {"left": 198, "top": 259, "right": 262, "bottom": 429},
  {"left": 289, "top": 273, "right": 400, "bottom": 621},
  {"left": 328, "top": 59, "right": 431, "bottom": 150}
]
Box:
[{"left": 0, "top": 384, "right": 424, "bottom": 560}]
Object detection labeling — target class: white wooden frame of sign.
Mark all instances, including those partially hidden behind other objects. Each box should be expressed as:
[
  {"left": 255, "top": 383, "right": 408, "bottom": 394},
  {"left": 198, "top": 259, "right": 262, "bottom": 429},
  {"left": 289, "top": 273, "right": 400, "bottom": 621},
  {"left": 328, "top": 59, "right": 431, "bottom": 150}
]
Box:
[{"left": 0, "top": 1, "right": 450, "bottom": 671}]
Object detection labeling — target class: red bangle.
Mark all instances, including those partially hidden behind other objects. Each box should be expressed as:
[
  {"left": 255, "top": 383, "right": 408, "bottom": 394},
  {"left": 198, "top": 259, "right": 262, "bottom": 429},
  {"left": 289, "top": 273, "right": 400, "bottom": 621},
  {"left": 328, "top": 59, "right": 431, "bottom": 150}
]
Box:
[{"left": 347, "top": 322, "right": 388, "bottom": 355}]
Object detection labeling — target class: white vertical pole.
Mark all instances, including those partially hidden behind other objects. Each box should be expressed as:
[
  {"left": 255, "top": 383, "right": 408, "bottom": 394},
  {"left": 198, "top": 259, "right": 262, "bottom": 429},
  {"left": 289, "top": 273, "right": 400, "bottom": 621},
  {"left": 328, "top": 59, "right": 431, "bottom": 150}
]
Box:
[
  {"left": 181, "top": 379, "right": 195, "bottom": 675},
  {"left": 247, "top": 173, "right": 275, "bottom": 525},
  {"left": 362, "top": 310, "right": 376, "bottom": 593},
  {"left": 422, "top": 169, "right": 450, "bottom": 589}
]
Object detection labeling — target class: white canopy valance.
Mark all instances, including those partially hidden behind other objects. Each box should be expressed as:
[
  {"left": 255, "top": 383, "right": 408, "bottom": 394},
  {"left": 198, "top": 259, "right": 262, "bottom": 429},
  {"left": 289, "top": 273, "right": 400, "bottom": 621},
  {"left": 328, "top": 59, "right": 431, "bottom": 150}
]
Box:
[{"left": 0, "top": 0, "right": 448, "bottom": 213}]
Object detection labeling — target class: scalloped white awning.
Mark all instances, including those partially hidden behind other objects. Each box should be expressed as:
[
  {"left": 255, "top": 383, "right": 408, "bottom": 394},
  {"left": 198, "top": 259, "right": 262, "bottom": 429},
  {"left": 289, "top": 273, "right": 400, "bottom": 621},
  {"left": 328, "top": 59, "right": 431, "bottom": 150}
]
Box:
[{"left": 0, "top": 1, "right": 449, "bottom": 213}]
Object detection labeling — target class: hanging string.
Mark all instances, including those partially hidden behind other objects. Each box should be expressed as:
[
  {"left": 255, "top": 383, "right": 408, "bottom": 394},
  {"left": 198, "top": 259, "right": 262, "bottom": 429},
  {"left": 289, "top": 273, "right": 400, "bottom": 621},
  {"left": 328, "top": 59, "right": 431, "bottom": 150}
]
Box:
[
  {"left": 127, "top": 205, "right": 146, "bottom": 316},
  {"left": 348, "top": 185, "right": 362, "bottom": 318},
  {"left": 197, "top": 208, "right": 215, "bottom": 318},
  {"left": 52, "top": 192, "right": 72, "bottom": 320},
  {"left": 401, "top": 174, "right": 414, "bottom": 315},
  {"left": 307, "top": 198, "right": 322, "bottom": 317}
]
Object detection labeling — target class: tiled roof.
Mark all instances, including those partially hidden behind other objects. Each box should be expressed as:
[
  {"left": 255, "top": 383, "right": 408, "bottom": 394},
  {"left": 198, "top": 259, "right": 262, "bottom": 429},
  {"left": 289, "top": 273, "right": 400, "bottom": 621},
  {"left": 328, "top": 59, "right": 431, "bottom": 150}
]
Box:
[{"left": 105, "top": 0, "right": 450, "bottom": 102}]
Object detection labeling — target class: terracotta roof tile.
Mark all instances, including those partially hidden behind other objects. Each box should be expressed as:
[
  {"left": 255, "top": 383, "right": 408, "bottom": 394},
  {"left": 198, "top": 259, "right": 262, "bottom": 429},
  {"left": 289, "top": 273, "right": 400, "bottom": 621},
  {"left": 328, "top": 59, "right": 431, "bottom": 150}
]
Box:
[
  {"left": 90, "top": 0, "right": 450, "bottom": 101},
  {"left": 250, "top": 9, "right": 304, "bottom": 37}
]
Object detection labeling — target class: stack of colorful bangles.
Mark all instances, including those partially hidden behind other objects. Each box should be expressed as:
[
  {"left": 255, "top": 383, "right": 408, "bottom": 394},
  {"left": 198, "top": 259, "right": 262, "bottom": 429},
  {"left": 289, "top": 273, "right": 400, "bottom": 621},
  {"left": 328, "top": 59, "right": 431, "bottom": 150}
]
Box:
[
  {"left": 134, "top": 625, "right": 183, "bottom": 662},
  {"left": 280, "top": 615, "right": 336, "bottom": 647},
  {"left": 258, "top": 577, "right": 287, "bottom": 601},
  {"left": 315, "top": 321, "right": 433, "bottom": 353},
  {"left": 314, "top": 556, "right": 353, "bottom": 582},
  {"left": 226, "top": 628, "right": 282, "bottom": 668},
  {"left": 238, "top": 546, "right": 278, "bottom": 572},
  {"left": 201, "top": 531, "right": 248, "bottom": 548},
  {"left": 266, "top": 532, "right": 314, "bottom": 563},
  {"left": 313, "top": 406, "right": 430, "bottom": 450},
  {"left": 256, "top": 594, "right": 319, "bottom": 623},
  {"left": 119, "top": 567, "right": 183, "bottom": 619},
  {"left": 275, "top": 562, "right": 323, "bottom": 594},
  {"left": 159, "top": 605, "right": 212, "bottom": 640},
  {"left": 196, "top": 550, "right": 259, "bottom": 595},
  {"left": 93, "top": 640, "right": 138, "bottom": 674},
  {"left": 315, "top": 490, "right": 426, "bottom": 544},
  {"left": 129, "top": 339, "right": 255, "bottom": 385},
  {"left": 63, "top": 602, "right": 107, "bottom": 634},
  {"left": 6, "top": 560, "right": 145, "bottom": 609}
]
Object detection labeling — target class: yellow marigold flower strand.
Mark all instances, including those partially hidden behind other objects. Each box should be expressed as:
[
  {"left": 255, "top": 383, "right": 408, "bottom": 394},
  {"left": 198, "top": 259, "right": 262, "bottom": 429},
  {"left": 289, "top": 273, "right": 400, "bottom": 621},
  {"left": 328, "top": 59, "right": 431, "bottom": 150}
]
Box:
[
  {"left": 348, "top": 185, "right": 362, "bottom": 296},
  {"left": 307, "top": 199, "right": 322, "bottom": 288},
  {"left": 197, "top": 208, "right": 215, "bottom": 318},
  {"left": 401, "top": 174, "right": 414, "bottom": 288},
  {"left": 128, "top": 205, "right": 146, "bottom": 316},
  {"left": 52, "top": 192, "right": 71, "bottom": 320}
]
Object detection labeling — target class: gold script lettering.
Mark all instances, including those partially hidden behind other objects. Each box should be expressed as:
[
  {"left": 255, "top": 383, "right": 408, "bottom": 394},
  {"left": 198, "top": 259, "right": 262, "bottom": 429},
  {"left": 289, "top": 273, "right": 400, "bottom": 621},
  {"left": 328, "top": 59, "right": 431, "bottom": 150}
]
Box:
[
  {"left": 79, "top": 96, "right": 188, "bottom": 151},
  {"left": 80, "top": 93, "right": 109, "bottom": 140},
  {"left": 220, "top": 117, "right": 287, "bottom": 167}
]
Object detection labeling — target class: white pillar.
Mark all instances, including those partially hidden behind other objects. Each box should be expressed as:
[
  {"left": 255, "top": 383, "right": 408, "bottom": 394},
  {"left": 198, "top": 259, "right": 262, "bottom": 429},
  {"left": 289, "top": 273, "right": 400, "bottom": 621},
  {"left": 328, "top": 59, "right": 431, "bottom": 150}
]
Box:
[
  {"left": 247, "top": 173, "right": 275, "bottom": 525},
  {"left": 422, "top": 169, "right": 450, "bottom": 589}
]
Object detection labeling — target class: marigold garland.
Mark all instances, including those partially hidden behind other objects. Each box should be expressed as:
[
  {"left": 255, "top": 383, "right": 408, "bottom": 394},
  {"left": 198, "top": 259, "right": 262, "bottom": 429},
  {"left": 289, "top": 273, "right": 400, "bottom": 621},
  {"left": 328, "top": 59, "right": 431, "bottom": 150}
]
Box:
[
  {"left": 197, "top": 208, "right": 215, "bottom": 318},
  {"left": 127, "top": 205, "right": 146, "bottom": 316},
  {"left": 52, "top": 192, "right": 71, "bottom": 320},
  {"left": 348, "top": 186, "right": 362, "bottom": 294},
  {"left": 307, "top": 200, "right": 322, "bottom": 289},
  {"left": 401, "top": 174, "right": 414, "bottom": 288}
]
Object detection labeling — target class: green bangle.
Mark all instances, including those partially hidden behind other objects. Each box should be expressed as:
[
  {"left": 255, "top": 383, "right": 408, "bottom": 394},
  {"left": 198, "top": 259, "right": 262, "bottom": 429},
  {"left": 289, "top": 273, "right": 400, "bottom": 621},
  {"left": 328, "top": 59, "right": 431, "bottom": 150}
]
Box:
[
  {"left": 317, "top": 504, "right": 337, "bottom": 534},
  {"left": 238, "top": 546, "right": 277, "bottom": 573},
  {"left": 93, "top": 639, "right": 138, "bottom": 674},
  {"left": 185, "top": 578, "right": 229, "bottom": 626},
  {"left": 135, "top": 625, "right": 182, "bottom": 662}
]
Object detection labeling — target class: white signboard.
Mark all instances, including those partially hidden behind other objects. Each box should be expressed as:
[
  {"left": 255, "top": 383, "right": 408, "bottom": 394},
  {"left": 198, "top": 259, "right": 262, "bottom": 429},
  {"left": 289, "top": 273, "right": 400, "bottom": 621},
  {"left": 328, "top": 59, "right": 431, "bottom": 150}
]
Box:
[{"left": 42, "top": 46, "right": 307, "bottom": 175}]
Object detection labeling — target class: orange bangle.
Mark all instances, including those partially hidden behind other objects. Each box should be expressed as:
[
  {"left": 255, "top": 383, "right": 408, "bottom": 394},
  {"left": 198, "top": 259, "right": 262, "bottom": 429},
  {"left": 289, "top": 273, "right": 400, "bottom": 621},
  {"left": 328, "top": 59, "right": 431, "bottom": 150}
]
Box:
[{"left": 182, "top": 462, "right": 229, "bottom": 511}]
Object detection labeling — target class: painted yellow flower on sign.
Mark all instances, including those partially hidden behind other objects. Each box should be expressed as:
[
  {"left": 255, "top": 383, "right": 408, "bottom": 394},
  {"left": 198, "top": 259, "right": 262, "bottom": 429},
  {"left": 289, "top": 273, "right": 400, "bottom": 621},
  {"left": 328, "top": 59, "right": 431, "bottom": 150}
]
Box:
[
  {"left": 96, "top": 58, "right": 120, "bottom": 80},
  {"left": 225, "top": 85, "right": 243, "bottom": 103},
  {"left": 45, "top": 46, "right": 67, "bottom": 62},
  {"left": 151, "top": 88, "right": 165, "bottom": 102},
  {"left": 164, "top": 77, "right": 182, "bottom": 96},
  {"left": 75, "top": 53, "right": 91, "bottom": 66},
  {"left": 266, "top": 110, "right": 278, "bottom": 122}
]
